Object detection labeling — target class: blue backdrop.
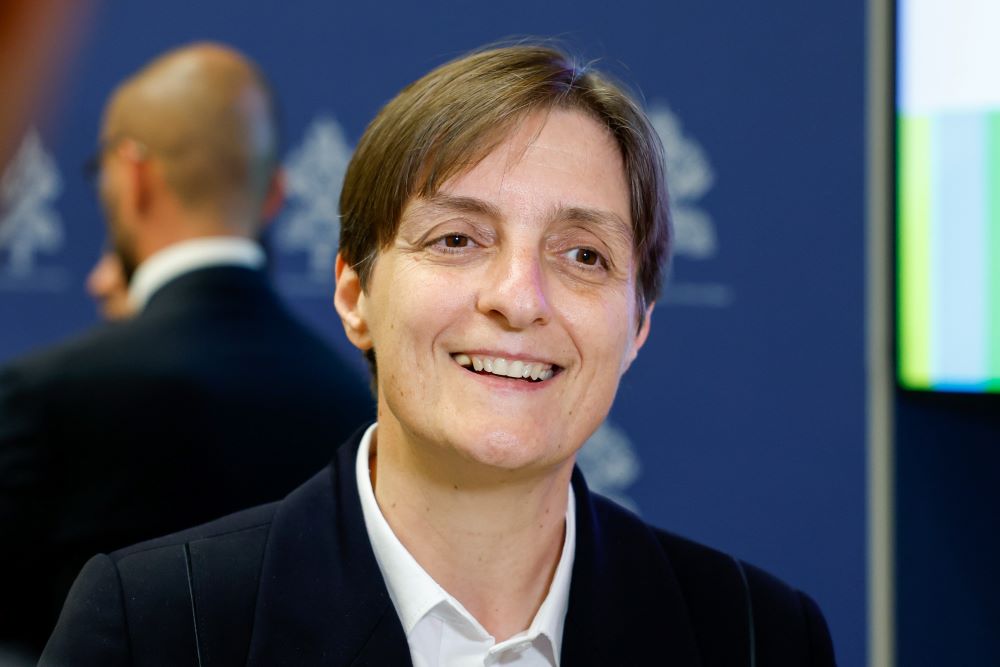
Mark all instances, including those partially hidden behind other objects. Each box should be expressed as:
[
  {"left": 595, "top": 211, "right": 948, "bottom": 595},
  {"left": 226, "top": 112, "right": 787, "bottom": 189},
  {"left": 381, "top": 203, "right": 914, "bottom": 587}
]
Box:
[{"left": 0, "top": 2, "right": 867, "bottom": 665}]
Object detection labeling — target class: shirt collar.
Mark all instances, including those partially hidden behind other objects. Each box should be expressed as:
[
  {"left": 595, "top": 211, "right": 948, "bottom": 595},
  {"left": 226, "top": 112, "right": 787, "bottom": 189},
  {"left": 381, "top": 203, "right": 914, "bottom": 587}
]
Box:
[
  {"left": 128, "top": 236, "right": 265, "bottom": 312},
  {"left": 355, "top": 423, "right": 576, "bottom": 664}
]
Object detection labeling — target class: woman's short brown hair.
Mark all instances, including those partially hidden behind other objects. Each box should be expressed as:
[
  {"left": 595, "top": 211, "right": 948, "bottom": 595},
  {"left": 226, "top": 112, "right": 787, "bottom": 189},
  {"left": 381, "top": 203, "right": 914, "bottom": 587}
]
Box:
[{"left": 339, "top": 43, "right": 670, "bottom": 339}]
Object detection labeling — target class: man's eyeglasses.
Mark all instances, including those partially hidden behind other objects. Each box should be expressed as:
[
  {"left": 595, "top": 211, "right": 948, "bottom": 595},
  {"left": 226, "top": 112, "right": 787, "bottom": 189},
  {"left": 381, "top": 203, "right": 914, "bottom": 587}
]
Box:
[{"left": 82, "top": 137, "right": 149, "bottom": 185}]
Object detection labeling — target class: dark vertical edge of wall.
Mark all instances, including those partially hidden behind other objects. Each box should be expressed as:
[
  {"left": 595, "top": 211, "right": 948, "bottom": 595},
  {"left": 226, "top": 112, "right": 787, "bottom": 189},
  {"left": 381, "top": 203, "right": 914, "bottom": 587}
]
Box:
[{"left": 866, "top": 0, "right": 894, "bottom": 666}]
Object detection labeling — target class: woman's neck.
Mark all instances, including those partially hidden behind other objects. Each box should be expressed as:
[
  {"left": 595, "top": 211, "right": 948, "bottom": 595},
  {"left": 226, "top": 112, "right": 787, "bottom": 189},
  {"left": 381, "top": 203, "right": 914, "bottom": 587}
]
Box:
[{"left": 370, "top": 425, "right": 574, "bottom": 641}]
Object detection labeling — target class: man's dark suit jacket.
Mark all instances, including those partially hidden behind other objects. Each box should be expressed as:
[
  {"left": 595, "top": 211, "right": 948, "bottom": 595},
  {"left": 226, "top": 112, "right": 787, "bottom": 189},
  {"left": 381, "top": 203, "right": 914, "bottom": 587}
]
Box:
[
  {"left": 41, "top": 428, "right": 836, "bottom": 666},
  {"left": 0, "top": 266, "right": 373, "bottom": 652}
]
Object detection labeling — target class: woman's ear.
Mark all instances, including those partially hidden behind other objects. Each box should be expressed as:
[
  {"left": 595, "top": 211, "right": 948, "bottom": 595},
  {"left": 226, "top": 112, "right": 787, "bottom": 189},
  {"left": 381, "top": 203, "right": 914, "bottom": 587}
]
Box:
[
  {"left": 621, "top": 302, "right": 654, "bottom": 373},
  {"left": 334, "top": 254, "right": 373, "bottom": 351}
]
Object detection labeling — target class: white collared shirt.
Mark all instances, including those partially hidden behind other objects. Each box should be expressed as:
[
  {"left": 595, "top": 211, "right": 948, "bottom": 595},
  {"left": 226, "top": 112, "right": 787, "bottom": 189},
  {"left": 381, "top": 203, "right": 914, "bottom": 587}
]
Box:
[
  {"left": 127, "top": 237, "right": 265, "bottom": 312},
  {"left": 356, "top": 424, "right": 576, "bottom": 667}
]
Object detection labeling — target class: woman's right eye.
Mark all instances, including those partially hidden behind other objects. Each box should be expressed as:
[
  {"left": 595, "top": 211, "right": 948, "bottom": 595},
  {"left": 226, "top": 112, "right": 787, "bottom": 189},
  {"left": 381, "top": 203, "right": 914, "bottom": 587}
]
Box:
[
  {"left": 442, "top": 234, "right": 469, "bottom": 248},
  {"left": 429, "top": 233, "right": 479, "bottom": 252}
]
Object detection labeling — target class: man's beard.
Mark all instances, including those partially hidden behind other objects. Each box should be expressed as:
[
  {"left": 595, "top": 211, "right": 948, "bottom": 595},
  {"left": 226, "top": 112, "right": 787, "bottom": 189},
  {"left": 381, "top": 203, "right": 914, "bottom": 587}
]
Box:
[
  {"left": 112, "top": 237, "right": 138, "bottom": 284},
  {"left": 102, "top": 199, "right": 139, "bottom": 283},
  {"left": 106, "top": 219, "right": 138, "bottom": 284}
]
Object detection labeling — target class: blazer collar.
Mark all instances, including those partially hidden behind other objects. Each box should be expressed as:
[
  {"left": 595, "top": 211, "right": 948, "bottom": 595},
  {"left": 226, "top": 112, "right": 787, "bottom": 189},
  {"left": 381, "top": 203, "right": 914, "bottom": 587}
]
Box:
[
  {"left": 561, "top": 468, "right": 704, "bottom": 665},
  {"left": 246, "top": 427, "right": 411, "bottom": 666},
  {"left": 141, "top": 265, "right": 272, "bottom": 318},
  {"left": 245, "top": 431, "right": 702, "bottom": 666},
  {"left": 129, "top": 237, "right": 265, "bottom": 312}
]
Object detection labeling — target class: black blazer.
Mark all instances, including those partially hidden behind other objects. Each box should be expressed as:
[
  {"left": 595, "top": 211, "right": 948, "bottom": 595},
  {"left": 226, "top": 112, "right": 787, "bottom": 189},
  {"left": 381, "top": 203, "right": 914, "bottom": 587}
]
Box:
[
  {"left": 41, "top": 428, "right": 836, "bottom": 666},
  {"left": 0, "top": 266, "right": 373, "bottom": 652}
]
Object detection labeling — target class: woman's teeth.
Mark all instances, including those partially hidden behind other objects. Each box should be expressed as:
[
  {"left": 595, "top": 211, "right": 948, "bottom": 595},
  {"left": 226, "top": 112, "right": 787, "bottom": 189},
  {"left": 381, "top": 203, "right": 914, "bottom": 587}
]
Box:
[{"left": 452, "top": 354, "right": 554, "bottom": 381}]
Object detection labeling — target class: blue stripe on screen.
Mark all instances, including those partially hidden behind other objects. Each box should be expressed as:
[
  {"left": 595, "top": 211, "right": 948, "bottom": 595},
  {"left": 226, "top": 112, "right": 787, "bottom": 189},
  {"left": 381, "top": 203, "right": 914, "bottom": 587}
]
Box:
[{"left": 932, "top": 112, "right": 987, "bottom": 385}]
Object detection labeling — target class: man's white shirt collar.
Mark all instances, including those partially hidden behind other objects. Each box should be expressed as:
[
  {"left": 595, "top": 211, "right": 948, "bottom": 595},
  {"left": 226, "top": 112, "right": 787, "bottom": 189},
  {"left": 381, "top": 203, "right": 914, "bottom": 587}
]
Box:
[
  {"left": 128, "top": 237, "right": 265, "bottom": 312},
  {"left": 356, "top": 423, "right": 576, "bottom": 667}
]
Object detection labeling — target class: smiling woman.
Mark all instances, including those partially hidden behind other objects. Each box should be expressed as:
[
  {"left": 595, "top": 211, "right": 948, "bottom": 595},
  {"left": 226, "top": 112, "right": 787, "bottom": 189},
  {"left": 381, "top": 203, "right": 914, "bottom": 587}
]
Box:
[
  {"left": 335, "top": 107, "right": 646, "bottom": 480},
  {"left": 42, "top": 43, "right": 836, "bottom": 667}
]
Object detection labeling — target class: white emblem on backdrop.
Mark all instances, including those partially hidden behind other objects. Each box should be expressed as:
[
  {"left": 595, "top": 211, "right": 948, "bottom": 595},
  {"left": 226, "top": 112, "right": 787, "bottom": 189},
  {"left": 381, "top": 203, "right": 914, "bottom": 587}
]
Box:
[
  {"left": 275, "top": 115, "right": 353, "bottom": 295},
  {"left": 649, "top": 106, "right": 716, "bottom": 259},
  {"left": 0, "top": 129, "right": 68, "bottom": 290},
  {"left": 648, "top": 104, "right": 732, "bottom": 307},
  {"left": 577, "top": 420, "right": 641, "bottom": 513}
]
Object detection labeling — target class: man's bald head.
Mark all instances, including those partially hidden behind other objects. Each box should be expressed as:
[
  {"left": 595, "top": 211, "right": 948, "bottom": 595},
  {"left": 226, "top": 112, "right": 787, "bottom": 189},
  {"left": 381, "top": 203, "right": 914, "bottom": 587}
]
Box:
[{"left": 102, "top": 43, "right": 278, "bottom": 229}]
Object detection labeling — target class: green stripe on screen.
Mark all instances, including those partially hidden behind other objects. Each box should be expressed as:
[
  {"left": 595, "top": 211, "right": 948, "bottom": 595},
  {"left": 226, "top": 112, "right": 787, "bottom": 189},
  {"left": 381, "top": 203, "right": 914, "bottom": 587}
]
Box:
[
  {"left": 988, "top": 112, "right": 1000, "bottom": 389},
  {"left": 898, "top": 115, "right": 932, "bottom": 389}
]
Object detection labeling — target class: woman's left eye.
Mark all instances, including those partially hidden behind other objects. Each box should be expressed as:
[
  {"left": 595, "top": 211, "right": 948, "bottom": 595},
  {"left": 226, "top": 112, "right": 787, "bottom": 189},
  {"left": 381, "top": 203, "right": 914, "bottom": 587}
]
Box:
[
  {"left": 565, "top": 247, "right": 605, "bottom": 267},
  {"left": 430, "top": 233, "right": 474, "bottom": 250}
]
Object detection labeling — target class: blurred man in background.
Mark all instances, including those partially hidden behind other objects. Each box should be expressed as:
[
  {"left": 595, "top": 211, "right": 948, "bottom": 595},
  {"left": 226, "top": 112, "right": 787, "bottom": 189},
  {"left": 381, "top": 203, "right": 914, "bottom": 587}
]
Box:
[{"left": 0, "top": 42, "right": 372, "bottom": 657}]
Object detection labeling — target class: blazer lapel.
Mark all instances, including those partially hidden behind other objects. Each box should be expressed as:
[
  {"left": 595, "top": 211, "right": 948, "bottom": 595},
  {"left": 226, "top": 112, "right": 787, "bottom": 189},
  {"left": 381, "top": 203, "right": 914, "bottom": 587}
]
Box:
[
  {"left": 246, "top": 431, "right": 411, "bottom": 666},
  {"left": 561, "top": 469, "right": 704, "bottom": 666},
  {"left": 348, "top": 602, "right": 417, "bottom": 667}
]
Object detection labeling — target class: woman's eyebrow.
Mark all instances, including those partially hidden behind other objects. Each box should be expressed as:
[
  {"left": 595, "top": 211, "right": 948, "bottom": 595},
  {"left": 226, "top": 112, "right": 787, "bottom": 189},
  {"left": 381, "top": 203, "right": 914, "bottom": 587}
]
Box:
[
  {"left": 552, "top": 206, "right": 634, "bottom": 246},
  {"left": 411, "top": 193, "right": 504, "bottom": 221}
]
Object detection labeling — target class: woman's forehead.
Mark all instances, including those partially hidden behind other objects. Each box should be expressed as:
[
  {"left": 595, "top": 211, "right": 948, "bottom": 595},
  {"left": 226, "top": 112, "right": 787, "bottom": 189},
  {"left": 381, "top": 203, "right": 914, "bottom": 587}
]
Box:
[{"left": 400, "top": 109, "right": 631, "bottom": 229}]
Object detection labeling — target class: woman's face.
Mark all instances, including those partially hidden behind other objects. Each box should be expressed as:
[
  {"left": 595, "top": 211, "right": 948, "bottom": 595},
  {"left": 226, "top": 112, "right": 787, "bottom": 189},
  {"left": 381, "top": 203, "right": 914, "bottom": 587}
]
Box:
[{"left": 338, "top": 108, "right": 652, "bottom": 476}]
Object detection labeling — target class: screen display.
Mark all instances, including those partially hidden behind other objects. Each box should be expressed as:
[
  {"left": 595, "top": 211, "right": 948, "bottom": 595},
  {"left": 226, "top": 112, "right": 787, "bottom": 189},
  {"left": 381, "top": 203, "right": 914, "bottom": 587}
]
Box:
[{"left": 897, "top": 0, "right": 1000, "bottom": 392}]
